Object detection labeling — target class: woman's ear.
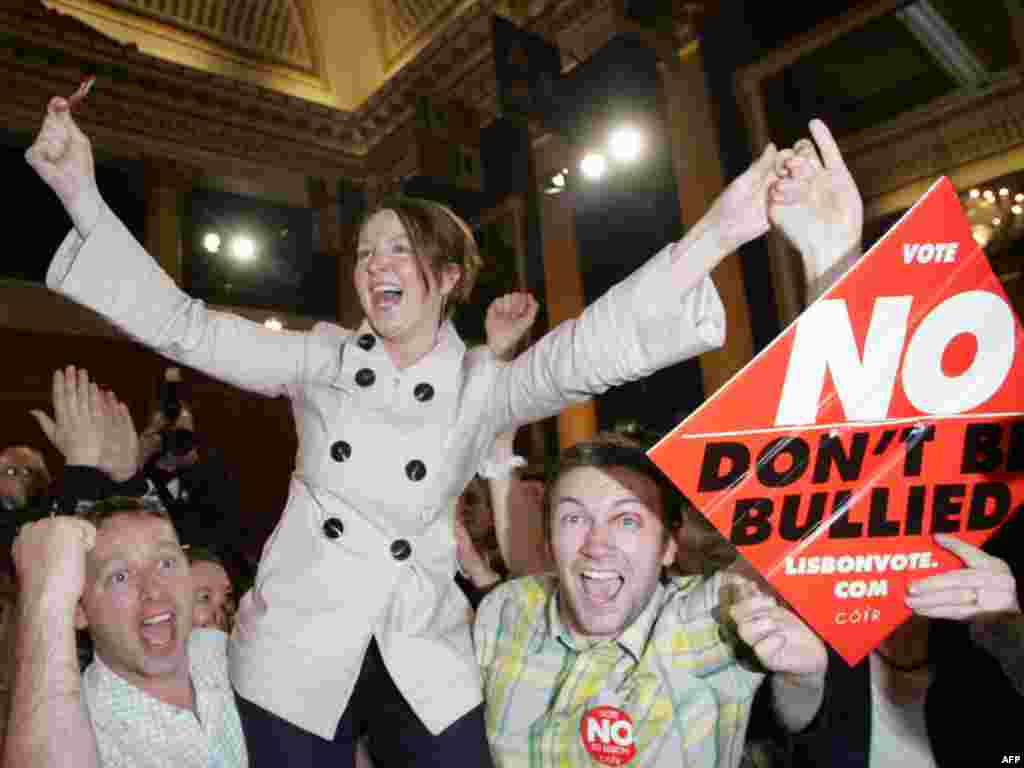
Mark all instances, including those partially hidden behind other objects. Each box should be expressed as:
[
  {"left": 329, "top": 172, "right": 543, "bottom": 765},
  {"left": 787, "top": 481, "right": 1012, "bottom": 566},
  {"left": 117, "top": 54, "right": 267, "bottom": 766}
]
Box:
[
  {"left": 75, "top": 600, "right": 89, "bottom": 631},
  {"left": 440, "top": 263, "right": 463, "bottom": 298}
]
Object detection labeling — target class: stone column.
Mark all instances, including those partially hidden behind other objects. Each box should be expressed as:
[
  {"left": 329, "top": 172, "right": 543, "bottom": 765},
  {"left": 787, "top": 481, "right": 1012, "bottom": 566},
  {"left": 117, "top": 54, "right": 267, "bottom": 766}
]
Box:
[
  {"left": 660, "top": 41, "right": 756, "bottom": 398},
  {"left": 143, "top": 158, "right": 196, "bottom": 286},
  {"left": 310, "top": 177, "right": 364, "bottom": 327},
  {"left": 535, "top": 134, "right": 598, "bottom": 450}
]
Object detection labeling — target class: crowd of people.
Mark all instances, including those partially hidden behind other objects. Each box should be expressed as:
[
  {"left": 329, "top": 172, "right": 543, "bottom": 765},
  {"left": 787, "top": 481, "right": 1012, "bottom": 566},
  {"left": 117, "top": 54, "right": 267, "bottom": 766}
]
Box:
[{"left": 0, "top": 93, "right": 1018, "bottom": 768}]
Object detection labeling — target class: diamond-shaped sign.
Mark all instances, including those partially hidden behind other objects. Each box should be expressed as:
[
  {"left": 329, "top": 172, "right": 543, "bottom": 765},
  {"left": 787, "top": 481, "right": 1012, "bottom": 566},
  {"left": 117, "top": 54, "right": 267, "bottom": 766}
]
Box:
[{"left": 649, "top": 178, "right": 1024, "bottom": 665}]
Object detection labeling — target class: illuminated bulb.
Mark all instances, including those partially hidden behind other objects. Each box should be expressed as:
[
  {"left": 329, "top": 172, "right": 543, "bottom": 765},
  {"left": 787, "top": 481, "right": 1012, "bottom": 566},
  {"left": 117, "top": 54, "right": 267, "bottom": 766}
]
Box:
[
  {"left": 1016, "top": 193, "right": 1024, "bottom": 203},
  {"left": 264, "top": 317, "right": 284, "bottom": 331},
  {"left": 972, "top": 224, "right": 992, "bottom": 246},
  {"left": 969, "top": 189, "right": 980, "bottom": 198},
  {"left": 999, "top": 187, "right": 1010, "bottom": 197},
  {"left": 984, "top": 189, "right": 996, "bottom": 201},
  {"left": 1013, "top": 205, "right": 1023, "bottom": 215},
  {"left": 579, "top": 152, "right": 608, "bottom": 181},
  {"left": 231, "top": 236, "right": 256, "bottom": 262},
  {"left": 203, "top": 232, "right": 221, "bottom": 254},
  {"left": 608, "top": 126, "right": 644, "bottom": 164},
  {"left": 993, "top": 217, "right": 1002, "bottom": 226}
]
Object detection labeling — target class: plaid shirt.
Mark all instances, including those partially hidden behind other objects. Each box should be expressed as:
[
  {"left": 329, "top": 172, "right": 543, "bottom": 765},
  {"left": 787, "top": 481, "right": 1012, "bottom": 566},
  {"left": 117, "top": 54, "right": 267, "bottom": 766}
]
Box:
[
  {"left": 82, "top": 629, "right": 248, "bottom": 768},
  {"left": 474, "top": 573, "right": 765, "bottom": 768}
]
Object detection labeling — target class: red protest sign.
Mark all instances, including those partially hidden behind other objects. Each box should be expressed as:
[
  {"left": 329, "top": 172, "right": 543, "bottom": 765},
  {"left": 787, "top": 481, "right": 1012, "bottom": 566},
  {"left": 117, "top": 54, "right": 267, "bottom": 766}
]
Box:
[{"left": 649, "top": 178, "right": 1023, "bottom": 665}]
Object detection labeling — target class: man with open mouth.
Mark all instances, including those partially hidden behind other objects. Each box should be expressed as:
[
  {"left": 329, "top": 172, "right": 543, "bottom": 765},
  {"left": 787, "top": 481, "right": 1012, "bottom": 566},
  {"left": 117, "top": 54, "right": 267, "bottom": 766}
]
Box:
[
  {"left": 5, "top": 497, "right": 247, "bottom": 768},
  {"left": 475, "top": 435, "right": 829, "bottom": 768}
]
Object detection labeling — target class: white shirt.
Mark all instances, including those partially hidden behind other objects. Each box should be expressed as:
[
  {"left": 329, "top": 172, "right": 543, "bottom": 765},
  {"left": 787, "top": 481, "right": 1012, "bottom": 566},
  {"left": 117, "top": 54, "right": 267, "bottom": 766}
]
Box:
[{"left": 82, "top": 629, "right": 248, "bottom": 768}]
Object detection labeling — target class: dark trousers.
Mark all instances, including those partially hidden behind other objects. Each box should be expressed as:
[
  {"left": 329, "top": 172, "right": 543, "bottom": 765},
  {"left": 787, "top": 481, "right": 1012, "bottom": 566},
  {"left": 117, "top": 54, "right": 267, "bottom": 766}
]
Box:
[{"left": 236, "top": 638, "right": 495, "bottom": 767}]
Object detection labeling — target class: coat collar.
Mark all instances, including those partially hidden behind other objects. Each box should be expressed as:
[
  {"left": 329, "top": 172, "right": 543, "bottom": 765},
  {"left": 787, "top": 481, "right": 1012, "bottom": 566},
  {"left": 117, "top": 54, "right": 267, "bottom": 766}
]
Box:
[{"left": 353, "top": 318, "right": 467, "bottom": 385}]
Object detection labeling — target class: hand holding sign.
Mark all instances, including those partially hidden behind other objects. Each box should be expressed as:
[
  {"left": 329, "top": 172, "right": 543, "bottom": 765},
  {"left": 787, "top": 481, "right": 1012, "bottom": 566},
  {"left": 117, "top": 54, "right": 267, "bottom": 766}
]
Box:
[
  {"left": 727, "top": 576, "right": 827, "bottom": 678},
  {"left": 768, "top": 120, "right": 863, "bottom": 293},
  {"left": 906, "top": 533, "right": 1020, "bottom": 621},
  {"left": 25, "top": 90, "right": 101, "bottom": 238},
  {"left": 650, "top": 174, "right": 1023, "bottom": 665}
]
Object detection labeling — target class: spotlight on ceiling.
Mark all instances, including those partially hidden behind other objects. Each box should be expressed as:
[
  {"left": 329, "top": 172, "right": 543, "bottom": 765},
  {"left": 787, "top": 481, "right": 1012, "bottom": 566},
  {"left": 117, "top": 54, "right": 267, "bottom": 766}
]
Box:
[
  {"left": 608, "top": 125, "right": 643, "bottom": 164},
  {"left": 544, "top": 169, "right": 569, "bottom": 195},
  {"left": 231, "top": 235, "right": 257, "bottom": 262},
  {"left": 203, "top": 232, "right": 221, "bottom": 254},
  {"left": 580, "top": 152, "right": 607, "bottom": 181}
]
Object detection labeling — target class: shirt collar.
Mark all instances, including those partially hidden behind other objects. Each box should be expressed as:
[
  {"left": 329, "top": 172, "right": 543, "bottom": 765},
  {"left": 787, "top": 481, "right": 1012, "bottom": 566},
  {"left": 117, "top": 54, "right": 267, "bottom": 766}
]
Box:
[
  {"left": 89, "top": 648, "right": 194, "bottom": 714},
  {"left": 87, "top": 632, "right": 223, "bottom": 709},
  {"left": 616, "top": 581, "right": 665, "bottom": 662},
  {"left": 542, "top": 580, "right": 666, "bottom": 663}
]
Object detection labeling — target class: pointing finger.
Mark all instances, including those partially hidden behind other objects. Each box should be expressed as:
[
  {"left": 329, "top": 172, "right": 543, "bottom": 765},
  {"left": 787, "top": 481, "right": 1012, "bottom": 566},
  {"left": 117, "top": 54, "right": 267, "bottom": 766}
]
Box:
[{"left": 808, "top": 119, "right": 845, "bottom": 170}]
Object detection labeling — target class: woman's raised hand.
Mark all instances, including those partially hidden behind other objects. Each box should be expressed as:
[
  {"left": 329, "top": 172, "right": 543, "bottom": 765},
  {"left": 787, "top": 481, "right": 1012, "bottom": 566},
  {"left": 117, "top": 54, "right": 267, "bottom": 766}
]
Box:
[{"left": 25, "top": 95, "right": 101, "bottom": 238}]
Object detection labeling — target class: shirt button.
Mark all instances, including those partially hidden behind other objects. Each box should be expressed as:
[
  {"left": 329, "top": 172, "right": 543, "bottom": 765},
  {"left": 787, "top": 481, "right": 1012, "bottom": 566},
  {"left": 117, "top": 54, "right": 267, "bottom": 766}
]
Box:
[
  {"left": 355, "top": 368, "right": 376, "bottom": 387},
  {"left": 330, "top": 440, "right": 352, "bottom": 462},
  {"left": 323, "top": 518, "right": 345, "bottom": 539},
  {"left": 357, "top": 333, "right": 375, "bottom": 351},
  {"left": 390, "top": 539, "right": 412, "bottom": 561},
  {"left": 413, "top": 383, "right": 435, "bottom": 402},
  {"left": 405, "top": 460, "right": 426, "bottom": 482}
]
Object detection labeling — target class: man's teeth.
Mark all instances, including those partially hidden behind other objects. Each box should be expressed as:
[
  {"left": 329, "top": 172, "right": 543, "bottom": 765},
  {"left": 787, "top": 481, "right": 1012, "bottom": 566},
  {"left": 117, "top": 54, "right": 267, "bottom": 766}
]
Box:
[
  {"left": 582, "top": 571, "right": 620, "bottom": 580},
  {"left": 143, "top": 612, "right": 172, "bottom": 625}
]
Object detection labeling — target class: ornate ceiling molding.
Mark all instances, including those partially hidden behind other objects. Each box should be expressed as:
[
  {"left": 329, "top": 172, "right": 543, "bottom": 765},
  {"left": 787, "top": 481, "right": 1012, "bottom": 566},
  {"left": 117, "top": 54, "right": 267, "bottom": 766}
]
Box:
[
  {"left": 104, "top": 0, "right": 321, "bottom": 72},
  {"left": 43, "top": 0, "right": 333, "bottom": 105},
  {"left": 4, "top": 0, "right": 620, "bottom": 182}
]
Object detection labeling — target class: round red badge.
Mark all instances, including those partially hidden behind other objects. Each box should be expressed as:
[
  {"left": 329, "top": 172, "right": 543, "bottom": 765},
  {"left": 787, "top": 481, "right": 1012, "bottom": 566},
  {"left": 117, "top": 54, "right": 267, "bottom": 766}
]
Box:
[{"left": 580, "top": 706, "right": 637, "bottom": 766}]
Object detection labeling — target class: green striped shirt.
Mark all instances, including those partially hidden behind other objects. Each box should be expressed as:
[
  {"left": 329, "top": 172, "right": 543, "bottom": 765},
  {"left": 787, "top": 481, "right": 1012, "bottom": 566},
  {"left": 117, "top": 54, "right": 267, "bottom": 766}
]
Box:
[{"left": 474, "top": 573, "right": 764, "bottom": 768}]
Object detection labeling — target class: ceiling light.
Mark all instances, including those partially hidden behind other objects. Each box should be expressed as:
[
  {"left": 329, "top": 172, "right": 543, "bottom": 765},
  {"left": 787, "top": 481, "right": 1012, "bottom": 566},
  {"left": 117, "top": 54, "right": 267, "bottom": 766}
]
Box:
[
  {"left": 608, "top": 126, "right": 644, "bottom": 164},
  {"left": 580, "top": 152, "right": 608, "bottom": 181},
  {"left": 1013, "top": 205, "right": 1023, "bottom": 215},
  {"left": 203, "top": 232, "right": 221, "bottom": 254},
  {"left": 1015, "top": 193, "right": 1023, "bottom": 203},
  {"left": 999, "top": 187, "right": 1010, "bottom": 197},
  {"left": 969, "top": 189, "right": 980, "bottom": 198},
  {"left": 972, "top": 224, "right": 992, "bottom": 246},
  {"left": 984, "top": 189, "right": 996, "bottom": 201},
  {"left": 231, "top": 236, "right": 257, "bottom": 262},
  {"left": 544, "top": 170, "right": 568, "bottom": 195},
  {"left": 993, "top": 217, "right": 1002, "bottom": 226}
]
